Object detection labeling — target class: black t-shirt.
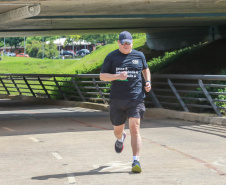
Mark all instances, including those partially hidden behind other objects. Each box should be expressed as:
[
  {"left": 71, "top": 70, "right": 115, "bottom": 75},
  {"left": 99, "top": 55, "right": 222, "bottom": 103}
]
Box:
[{"left": 100, "top": 49, "right": 148, "bottom": 100}]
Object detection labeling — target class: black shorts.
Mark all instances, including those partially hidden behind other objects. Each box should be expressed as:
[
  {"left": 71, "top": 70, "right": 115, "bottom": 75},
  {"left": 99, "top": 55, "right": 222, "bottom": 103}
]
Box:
[{"left": 109, "top": 99, "right": 145, "bottom": 126}]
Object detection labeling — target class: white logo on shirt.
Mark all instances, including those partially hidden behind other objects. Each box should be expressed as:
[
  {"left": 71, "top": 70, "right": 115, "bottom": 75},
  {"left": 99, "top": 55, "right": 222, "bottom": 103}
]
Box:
[{"left": 132, "top": 60, "right": 139, "bottom": 64}]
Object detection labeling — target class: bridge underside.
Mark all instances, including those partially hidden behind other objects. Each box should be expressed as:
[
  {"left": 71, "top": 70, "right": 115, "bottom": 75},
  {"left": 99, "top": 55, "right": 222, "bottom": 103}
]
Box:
[{"left": 1, "top": 0, "right": 226, "bottom": 50}]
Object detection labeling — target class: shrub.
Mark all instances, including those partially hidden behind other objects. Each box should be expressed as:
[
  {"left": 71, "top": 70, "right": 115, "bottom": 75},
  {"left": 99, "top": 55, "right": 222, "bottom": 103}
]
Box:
[
  {"left": 213, "top": 69, "right": 226, "bottom": 114},
  {"left": 147, "top": 43, "right": 204, "bottom": 73},
  {"left": 95, "top": 45, "right": 103, "bottom": 50},
  {"left": 26, "top": 40, "right": 58, "bottom": 59}
]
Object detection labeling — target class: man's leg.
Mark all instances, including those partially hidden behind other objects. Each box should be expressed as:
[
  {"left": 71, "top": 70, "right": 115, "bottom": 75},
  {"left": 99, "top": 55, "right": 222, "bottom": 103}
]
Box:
[
  {"left": 113, "top": 124, "right": 125, "bottom": 140},
  {"left": 114, "top": 124, "right": 126, "bottom": 153},
  {"left": 129, "top": 117, "right": 142, "bottom": 173},
  {"left": 129, "top": 117, "right": 141, "bottom": 156}
]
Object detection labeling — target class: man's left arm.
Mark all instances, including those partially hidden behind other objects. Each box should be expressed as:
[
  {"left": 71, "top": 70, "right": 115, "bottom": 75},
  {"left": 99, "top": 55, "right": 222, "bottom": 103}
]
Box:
[{"left": 142, "top": 68, "right": 151, "bottom": 92}]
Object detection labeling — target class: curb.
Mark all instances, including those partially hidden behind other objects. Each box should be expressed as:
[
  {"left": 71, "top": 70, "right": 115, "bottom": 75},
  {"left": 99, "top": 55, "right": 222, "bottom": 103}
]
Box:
[
  {"left": 0, "top": 95, "right": 109, "bottom": 111},
  {"left": 1, "top": 95, "right": 225, "bottom": 126},
  {"left": 145, "top": 108, "right": 226, "bottom": 126}
]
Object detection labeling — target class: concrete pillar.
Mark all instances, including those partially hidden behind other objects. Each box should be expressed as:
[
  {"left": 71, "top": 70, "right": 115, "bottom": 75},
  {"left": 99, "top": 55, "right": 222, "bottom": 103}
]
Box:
[
  {"left": 208, "top": 26, "right": 222, "bottom": 41},
  {"left": 146, "top": 26, "right": 223, "bottom": 51}
]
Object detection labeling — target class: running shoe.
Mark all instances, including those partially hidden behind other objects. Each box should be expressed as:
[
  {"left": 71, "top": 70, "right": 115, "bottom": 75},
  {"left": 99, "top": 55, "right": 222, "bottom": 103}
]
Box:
[
  {"left": 115, "top": 132, "right": 126, "bottom": 153},
  {"left": 132, "top": 160, "right": 142, "bottom": 173}
]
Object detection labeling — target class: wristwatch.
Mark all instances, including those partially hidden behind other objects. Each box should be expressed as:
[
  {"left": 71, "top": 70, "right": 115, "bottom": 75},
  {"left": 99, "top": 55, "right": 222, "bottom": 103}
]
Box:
[{"left": 146, "top": 81, "right": 151, "bottom": 84}]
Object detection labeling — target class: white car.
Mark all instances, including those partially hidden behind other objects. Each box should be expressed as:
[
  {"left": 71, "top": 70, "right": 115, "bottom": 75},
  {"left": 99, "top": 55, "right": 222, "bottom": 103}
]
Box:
[{"left": 5, "top": 52, "right": 16, "bottom": 57}]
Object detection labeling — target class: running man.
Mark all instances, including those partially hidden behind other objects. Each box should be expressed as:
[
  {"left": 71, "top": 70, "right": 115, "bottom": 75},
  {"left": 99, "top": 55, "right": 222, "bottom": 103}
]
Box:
[{"left": 100, "top": 31, "right": 151, "bottom": 173}]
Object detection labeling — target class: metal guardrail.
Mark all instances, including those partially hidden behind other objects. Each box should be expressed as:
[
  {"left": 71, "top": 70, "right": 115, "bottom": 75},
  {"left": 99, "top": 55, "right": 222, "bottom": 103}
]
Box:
[
  {"left": 0, "top": 73, "right": 226, "bottom": 116},
  {"left": 151, "top": 74, "right": 226, "bottom": 117}
]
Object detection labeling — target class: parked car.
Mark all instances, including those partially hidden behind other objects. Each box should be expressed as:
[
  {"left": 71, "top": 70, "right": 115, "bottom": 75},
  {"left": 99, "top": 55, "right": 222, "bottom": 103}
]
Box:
[
  {"left": 16, "top": 53, "right": 29, "bottom": 58},
  {"left": 80, "top": 49, "right": 90, "bottom": 53},
  {"left": 68, "top": 50, "right": 76, "bottom": 56},
  {"left": 76, "top": 49, "right": 90, "bottom": 56},
  {"left": 5, "top": 52, "right": 16, "bottom": 57},
  {"left": 60, "top": 50, "right": 74, "bottom": 56}
]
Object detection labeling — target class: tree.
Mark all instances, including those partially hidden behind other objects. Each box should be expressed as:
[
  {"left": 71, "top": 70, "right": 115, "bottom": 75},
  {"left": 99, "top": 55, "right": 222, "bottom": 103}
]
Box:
[
  {"left": 64, "top": 35, "right": 81, "bottom": 46},
  {"left": 79, "top": 33, "right": 145, "bottom": 44},
  {"left": 80, "top": 34, "right": 118, "bottom": 44},
  {"left": 0, "top": 38, "right": 4, "bottom": 47},
  {"left": 39, "top": 41, "right": 58, "bottom": 59},
  {"left": 26, "top": 41, "right": 41, "bottom": 58},
  {"left": 5, "top": 37, "right": 24, "bottom": 51},
  {"left": 131, "top": 33, "right": 145, "bottom": 39},
  {"left": 26, "top": 40, "right": 58, "bottom": 59},
  {"left": 26, "top": 36, "right": 58, "bottom": 44}
]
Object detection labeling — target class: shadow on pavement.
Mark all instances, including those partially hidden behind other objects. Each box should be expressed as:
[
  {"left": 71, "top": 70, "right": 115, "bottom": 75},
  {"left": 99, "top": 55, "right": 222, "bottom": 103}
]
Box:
[{"left": 31, "top": 166, "right": 132, "bottom": 181}]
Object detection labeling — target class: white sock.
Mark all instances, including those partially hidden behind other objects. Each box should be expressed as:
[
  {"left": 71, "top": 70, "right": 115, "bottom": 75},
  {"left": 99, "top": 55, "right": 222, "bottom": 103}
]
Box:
[
  {"left": 133, "top": 156, "right": 140, "bottom": 162},
  {"left": 117, "top": 132, "right": 125, "bottom": 142}
]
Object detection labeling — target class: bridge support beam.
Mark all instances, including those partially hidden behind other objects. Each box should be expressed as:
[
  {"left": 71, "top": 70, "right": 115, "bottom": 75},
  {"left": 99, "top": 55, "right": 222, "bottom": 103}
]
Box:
[{"left": 146, "top": 26, "right": 224, "bottom": 51}]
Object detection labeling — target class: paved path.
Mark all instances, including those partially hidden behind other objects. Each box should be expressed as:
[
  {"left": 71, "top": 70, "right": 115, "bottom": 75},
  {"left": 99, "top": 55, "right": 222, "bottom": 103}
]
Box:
[{"left": 0, "top": 99, "right": 226, "bottom": 185}]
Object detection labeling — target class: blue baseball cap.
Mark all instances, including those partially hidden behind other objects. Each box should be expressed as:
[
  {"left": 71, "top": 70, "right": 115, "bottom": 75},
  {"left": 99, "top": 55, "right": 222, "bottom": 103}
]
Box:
[{"left": 119, "top": 31, "right": 132, "bottom": 43}]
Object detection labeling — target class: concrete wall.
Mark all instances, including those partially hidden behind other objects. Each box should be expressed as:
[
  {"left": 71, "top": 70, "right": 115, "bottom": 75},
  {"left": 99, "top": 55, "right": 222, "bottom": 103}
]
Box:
[{"left": 146, "top": 26, "right": 224, "bottom": 50}]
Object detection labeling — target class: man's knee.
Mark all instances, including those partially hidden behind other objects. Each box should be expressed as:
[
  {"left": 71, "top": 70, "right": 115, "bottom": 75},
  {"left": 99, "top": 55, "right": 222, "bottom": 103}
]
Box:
[
  {"left": 114, "top": 124, "right": 124, "bottom": 136},
  {"left": 129, "top": 118, "right": 140, "bottom": 135}
]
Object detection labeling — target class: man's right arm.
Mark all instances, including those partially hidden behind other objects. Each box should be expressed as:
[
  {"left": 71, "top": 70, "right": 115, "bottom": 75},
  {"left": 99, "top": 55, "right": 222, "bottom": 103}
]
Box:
[
  {"left": 100, "top": 71, "right": 128, "bottom": 81},
  {"left": 100, "top": 52, "right": 127, "bottom": 81}
]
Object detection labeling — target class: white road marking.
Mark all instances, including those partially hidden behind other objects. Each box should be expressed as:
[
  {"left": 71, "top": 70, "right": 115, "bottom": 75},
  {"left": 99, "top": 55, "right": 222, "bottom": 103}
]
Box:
[
  {"left": 67, "top": 173, "right": 76, "bottom": 184},
  {"left": 61, "top": 107, "right": 101, "bottom": 112},
  {"left": 51, "top": 152, "right": 63, "bottom": 160},
  {"left": 213, "top": 157, "right": 226, "bottom": 166},
  {"left": 95, "top": 161, "right": 131, "bottom": 172},
  {"left": 29, "top": 137, "right": 40, "bottom": 142},
  {"left": 2, "top": 127, "right": 15, "bottom": 132}
]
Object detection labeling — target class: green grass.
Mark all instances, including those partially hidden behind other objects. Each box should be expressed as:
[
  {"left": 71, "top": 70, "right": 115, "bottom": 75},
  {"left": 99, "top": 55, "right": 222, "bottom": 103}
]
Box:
[
  {"left": 0, "top": 35, "right": 146, "bottom": 75},
  {"left": 0, "top": 57, "right": 77, "bottom": 74}
]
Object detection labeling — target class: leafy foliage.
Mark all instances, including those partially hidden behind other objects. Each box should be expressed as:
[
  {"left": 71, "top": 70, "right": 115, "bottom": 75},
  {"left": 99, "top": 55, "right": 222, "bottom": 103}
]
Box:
[
  {"left": 147, "top": 43, "right": 204, "bottom": 73},
  {"left": 26, "top": 40, "right": 58, "bottom": 59},
  {"left": 213, "top": 70, "right": 226, "bottom": 114},
  {"left": 0, "top": 39, "right": 4, "bottom": 47},
  {"left": 26, "top": 36, "right": 58, "bottom": 44},
  {"left": 80, "top": 33, "right": 145, "bottom": 44},
  {"left": 95, "top": 45, "right": 103, "bottom": 50},
  {"left": 4, "top": 37, "right": 24, "bottom": 49},
  {"left": 64, "top": 35, "right": 81, "bottom": 46}
]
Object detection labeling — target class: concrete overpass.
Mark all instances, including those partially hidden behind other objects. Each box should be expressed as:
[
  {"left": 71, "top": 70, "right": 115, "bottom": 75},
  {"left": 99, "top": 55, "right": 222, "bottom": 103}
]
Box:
[{"left": 1, "top": 0, "right": 226, "bottom": 50}]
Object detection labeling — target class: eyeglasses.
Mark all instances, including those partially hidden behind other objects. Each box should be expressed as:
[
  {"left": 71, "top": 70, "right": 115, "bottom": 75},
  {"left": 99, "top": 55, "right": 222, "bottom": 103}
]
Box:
[{"left": 120, "top": 41, "right": 132, "bottom": 45}]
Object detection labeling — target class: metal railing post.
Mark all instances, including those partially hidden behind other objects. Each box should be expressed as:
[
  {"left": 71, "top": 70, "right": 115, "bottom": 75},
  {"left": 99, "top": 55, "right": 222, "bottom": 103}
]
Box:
[
  {"left": 0, "top": 77, "right": 10, "bottom": 95},
  {"left": 38, "top": 77, "right": 51, "bottom": 99},
  {"left": 23, "top": 76, "right": 36, "bottom": 97},
  {"left": 10, "top": 76, "right": 22, "bottom": 95},
  {"left": 168, "top": 79, "right": 189, "bottom": 112},
  {"left": 71, "top": 78, "right": 86, "bottom": 102},
  {"left": 92, "top": 78, "right": 107, "bottom": 104},
  {"left": 198, "top": 79, "right": 222, "bottom": 116},
  {"left": 54, "top": 77, "right": 68, "bottom": 100},
  {"left": 148, "top": 90, "right": 162, "bottom": 108}
]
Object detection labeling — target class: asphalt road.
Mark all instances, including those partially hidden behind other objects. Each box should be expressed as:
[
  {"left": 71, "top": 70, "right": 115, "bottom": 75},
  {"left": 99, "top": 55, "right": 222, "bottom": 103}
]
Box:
[{"left": 0, "top": 99, "right": 226, "bottom": 185}]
